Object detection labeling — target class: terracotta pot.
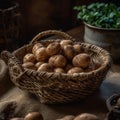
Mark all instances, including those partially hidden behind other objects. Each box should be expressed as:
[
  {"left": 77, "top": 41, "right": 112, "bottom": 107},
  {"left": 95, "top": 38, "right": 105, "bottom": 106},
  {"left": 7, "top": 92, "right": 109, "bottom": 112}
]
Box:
[{"left": 84, "top": 22, "right": 120, "bottom": 61}]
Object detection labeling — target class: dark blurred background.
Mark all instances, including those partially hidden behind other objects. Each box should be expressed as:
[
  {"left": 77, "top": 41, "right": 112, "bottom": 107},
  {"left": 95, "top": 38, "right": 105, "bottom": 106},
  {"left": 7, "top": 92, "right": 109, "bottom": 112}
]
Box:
[{"left": 0, "top": 0, "right": 120, "bottom": 51}]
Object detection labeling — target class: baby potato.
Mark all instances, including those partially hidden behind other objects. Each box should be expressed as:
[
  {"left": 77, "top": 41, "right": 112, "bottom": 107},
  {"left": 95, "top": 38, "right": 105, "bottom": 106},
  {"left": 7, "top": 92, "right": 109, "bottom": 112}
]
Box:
[
  {"left": 54, "top": 68, "right": 65, "bottom": 73},
  {"left": 37, "top": 63, "right": 53, "bottom": 72},
  {"left": 22, "top": 62, "right": 37, "bottom": 70},
  {"left": 74, "top": 113, "right": 99, "bottom": 120},
  {"left": 32, "top": 43, "right": 43, "bottom": 54},
  {"left": 60, "top": 40, "right": 73, "bottom": 49},
  {"left": 35, "top": 47, "right": 48, "bottom": 62},
  {"left": 73, "top": 44, "right": 84, "bottom": 53},
  {"left": 63, "top": 45, "right": 75, "bottom": 60},
  {"left": 23, "top": 53, "right": 36, "bottom": 63},
  {"left": 46, "top": 42, "right": 61, "bottom": 56},
  {"left": 24, "top": 112, "right": 43, "bottom": 120},
  {"left": 49, "top": 55, "right": 67, "bottom": 67},
  {"left": 35, "top": 62, "right": 44, "bottom": 68},
  {"left": 72, "top": 53, "right": 91, "bottom": 68},
  {"left": 57, "top": 115, "right": 75, "bottom": 120},
  {"left": 67, "top": 67, "right": 84, "bottom": 74}
]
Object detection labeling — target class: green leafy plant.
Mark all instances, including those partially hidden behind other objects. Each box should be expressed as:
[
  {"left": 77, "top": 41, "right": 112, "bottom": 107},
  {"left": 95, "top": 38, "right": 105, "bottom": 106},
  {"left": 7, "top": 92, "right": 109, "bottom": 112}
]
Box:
[{"left": 74, "top": 2, "right": 120, "bottom": 29}]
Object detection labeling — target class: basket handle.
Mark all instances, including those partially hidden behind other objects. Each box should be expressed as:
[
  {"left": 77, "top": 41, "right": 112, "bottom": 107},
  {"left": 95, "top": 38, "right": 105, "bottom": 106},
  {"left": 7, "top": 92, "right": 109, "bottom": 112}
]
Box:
[
  {"left": 30, "top": 30, "right": 74, "bottom": 44},
  {"left": 1, "top": 51, "right": 24, "bottom": 78}
]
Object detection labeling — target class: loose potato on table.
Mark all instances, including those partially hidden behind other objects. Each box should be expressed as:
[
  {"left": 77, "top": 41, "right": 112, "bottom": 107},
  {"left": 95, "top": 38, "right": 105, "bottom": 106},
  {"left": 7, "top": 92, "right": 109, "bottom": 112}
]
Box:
[
  {"left": 57, "top": 115, "right": 75, "bottom": 120},
  {"left": 74, "top": 113, "right": 99, "bottom": 120},
  {"left": 24, "top": 112, "right": 43, "bottom": 120}
]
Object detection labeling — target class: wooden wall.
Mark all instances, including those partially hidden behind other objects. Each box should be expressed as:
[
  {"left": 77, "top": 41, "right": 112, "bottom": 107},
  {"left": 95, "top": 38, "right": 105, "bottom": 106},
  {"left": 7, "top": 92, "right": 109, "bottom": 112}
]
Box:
[
  {"left": 14, "top": 0, "right": 118, "bottom": 45},
  {"left": 15, "top": 0, "right": 73, "bottom": 45}
]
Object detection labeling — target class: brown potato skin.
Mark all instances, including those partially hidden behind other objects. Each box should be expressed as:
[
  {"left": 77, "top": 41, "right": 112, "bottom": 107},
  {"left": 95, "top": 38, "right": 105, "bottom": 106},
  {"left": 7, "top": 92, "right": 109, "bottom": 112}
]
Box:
[
  {"left": 46, "top": 42, "right": 61, "bottom": 56},
  {"left": 22, "top": 62, "right": 37, "bottom": 70},
  {"left": 48, "top": 55, "right": 67, "bottom": 68},
  {"left": 67, "top": 67, "right": 84, "bottom": 74},
  {"left": 54, "top": 68, "right": 65, "bottom": 73},
  {"left": 32, "top": 43, "right": 43, "bottom": 54},
  {"left": 57, "top": 115, "right": 75, "bottom": 120},
  {"left": 72, "top": 53, "right": 91, "bottom": 68},
  {"left": 37, "top": 63, "right": 53, "bottom": 72},
  {"left": 74, "top": 113, "right": 99, "bottom": 120},
  {"left": 73, "top": 44, "right": 84, "bottom": 53},
  {"left": 63, "top": 45, "right": 75, "bottom": 60},
  {"left": 60, "top": 40, "right": 73, "bottom": 49},
  {"left": 35, "top": 47, "right": 48, "bottom": 62},
  {"left": 23, "top": 53, "right": 36, "bottom": 63},
  {"left": 35, "top": 62, "right": 44, "bottom": 68},
  {"left": 24, "top": 112, "right": 43, "bottom": 120}
]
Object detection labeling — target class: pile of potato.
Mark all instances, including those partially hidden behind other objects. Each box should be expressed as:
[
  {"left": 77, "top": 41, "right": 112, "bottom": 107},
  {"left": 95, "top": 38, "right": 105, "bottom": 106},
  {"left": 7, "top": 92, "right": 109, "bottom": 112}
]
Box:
[
  {"left": 10, "top": 112, "right": 100, "bottom": 120},
  {"left": 10, "top": 112, "right": 43, "bottom": 120},
  {"left": 22, "top": 40, "right": 101, "bottom": 74},
  {"left": 57, "top": 113, "right": 99, "bottom": 120}
]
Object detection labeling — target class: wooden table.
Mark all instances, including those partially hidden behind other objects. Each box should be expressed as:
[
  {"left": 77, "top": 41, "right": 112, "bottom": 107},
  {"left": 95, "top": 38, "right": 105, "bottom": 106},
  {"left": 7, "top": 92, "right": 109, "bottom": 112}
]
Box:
[{"left": 0, "top": 25, "right": 120, "bottom": 120}]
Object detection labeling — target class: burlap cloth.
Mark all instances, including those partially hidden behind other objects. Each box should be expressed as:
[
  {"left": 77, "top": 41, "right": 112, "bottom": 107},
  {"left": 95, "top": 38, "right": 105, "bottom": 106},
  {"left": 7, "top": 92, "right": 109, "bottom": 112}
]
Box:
[{"left": 0, "top": 58, "right": 120, "bottom": 120}]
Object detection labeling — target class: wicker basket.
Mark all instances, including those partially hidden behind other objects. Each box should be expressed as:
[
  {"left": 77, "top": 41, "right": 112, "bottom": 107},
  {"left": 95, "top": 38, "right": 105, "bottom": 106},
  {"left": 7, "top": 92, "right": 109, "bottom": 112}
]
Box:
[{"left": 1, "top": 30, "right": 112, "bottom": 104}]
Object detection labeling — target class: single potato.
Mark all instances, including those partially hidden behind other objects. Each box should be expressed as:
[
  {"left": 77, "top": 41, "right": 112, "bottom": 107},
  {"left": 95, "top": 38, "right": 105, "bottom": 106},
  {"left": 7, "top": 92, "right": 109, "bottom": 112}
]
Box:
[
  {"left": 35, "top": 62, "right": 44, "bottom": 68},
  {"left": 32, "top": 43, "right": 43, "bottom": 54},
  {"left": 74, "top": 113, "right": 99, "bottom": 120},
  {"left": 67, "top": 67, "right": 84, "bottom": 74},
  {"left": 37, "top": 63, "right": 53, "bottom": 72},
  {"left": 22, "top": 62, "right": 36, "bottom": 70},
  {"left": 35, "top": 47, "right": 48, "bottom": 62},
  {"left": 60, "top": 40, "right": 73, "bottom": 49},
  {"left": 24, "top": 112, "right": 43, "bottom": 120},
  {"left": 73, "top": 44, "right": 84, "bottom": 53},
  {"left": 49, "top": 54, "right": 67, "bottom": 67},
  {"left": 57, "top": 115, "right": 75, "bottom": 120},
  {"left": 23, "top": 53, "right": 36, "bottom": 63},
  {"left": 46, "top": 42, "right": 61, "bottom": 56},
  {"left": 54, "top": 68, "right": 65, "bottom": 73},
  {"left": 72, "top": 53, "right": 91, "bottom": 68},
  {"left": 63, "top": 45, "right": 75, "bottom": 60}
]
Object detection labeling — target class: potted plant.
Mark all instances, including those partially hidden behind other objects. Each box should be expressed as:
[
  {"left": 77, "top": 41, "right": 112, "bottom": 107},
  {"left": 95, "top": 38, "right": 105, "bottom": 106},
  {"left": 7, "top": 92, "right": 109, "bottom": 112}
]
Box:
[{"left": 74, "top": 2, "right": 120, "bottom": 60}]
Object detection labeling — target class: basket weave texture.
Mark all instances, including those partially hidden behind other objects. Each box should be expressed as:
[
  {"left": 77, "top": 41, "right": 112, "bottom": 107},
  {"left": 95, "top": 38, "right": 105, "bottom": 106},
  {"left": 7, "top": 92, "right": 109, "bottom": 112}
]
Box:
[{"left": 1, "top": 30, "right": 112, "bottom": 104}]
